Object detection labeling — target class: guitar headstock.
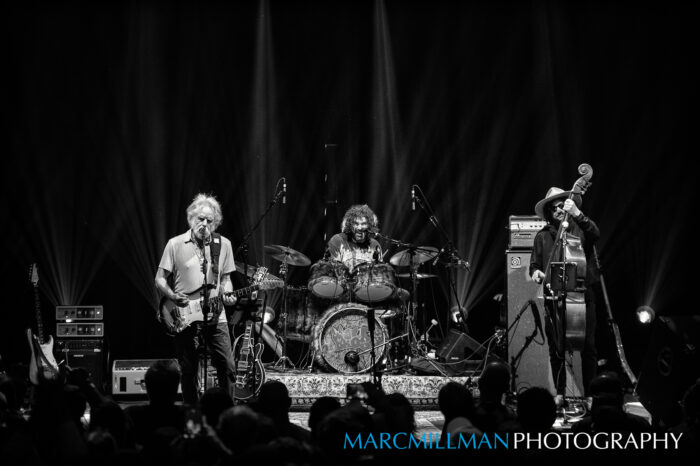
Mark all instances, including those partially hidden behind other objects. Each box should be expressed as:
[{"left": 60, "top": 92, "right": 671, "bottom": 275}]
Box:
[{"left": 252, "top": 266, "right": 268, "bottom": 285}]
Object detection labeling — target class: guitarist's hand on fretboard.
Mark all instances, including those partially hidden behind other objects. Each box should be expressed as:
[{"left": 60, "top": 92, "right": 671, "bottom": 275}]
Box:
[{"left": 220, "top": 291, "right": 237, "bottom": 306}]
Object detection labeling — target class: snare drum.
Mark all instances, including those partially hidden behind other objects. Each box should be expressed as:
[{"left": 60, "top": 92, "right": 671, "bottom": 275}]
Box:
[
  {"left": 312, "top": 302, "right": 388, "bottom": 374},
  {"left": 353, "top": 263, "right": 397, "bottom": 303},
  {"left": 308, "top": 260, "right": 348, "bottom": 299}
]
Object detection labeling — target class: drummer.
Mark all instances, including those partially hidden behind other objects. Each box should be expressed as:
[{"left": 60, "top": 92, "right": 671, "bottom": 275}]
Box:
[{"left": 327, "top": 204, "right": 383, "bottom": 273}]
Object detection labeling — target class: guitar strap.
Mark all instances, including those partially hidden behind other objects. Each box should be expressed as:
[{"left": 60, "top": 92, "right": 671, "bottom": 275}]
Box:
[{"left": 209, "top": 232, "right": 221, "bottom": 281}]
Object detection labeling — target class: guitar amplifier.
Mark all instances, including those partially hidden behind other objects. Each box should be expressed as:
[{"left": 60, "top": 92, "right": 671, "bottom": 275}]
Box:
[
  {"left": 56, "top": 305, "right": 103, "bottom": 321},
  {"left": 112, "top": 359, "right": 180, "bottom": 395},
  {"left": 56, "top": 322, "right": 104, "bottom": 337},
  {"left": 111, "top": 359, "right": 217, "bottom": 395},
  {"left": 55, "top": 339, "right": 106, "bottom": 391},
  {"left": 508, "top": 215, "right": 546, "bottom": 249}
]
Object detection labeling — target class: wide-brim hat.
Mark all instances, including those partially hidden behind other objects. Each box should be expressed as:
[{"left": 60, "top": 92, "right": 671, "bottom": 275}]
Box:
[{"left": 534, "top": 187, "right": 582, "bottom": 219}]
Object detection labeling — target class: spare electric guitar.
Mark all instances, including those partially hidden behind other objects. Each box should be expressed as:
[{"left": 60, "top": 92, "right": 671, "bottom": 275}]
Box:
[
  {"left": 26, "top": 263, "right": 60, "bottom": 384},
  {"left": 159, "top": 266, "right": 282, "bottom": 336},
  {"left": 232, "top": 267, "right": 269, "bottom": 400},
  {"left": 232, "top": 313, "right": 267, "bottom": 401}
]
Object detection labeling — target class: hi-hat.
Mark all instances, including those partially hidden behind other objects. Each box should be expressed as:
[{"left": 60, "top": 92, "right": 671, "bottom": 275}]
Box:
[
  {"left": 389, "top": 246, "right": 439, "bottom": 267},
  {"left": 396, "top": 273, "right": 438, "bottom": 279},
  {"left": 263, "top": 245, "right": 311, "bottom": 266}
]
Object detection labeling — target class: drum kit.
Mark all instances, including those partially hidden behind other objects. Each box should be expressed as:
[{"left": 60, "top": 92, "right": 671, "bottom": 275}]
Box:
[{"left": 251, "top": 241, "right": 441, "bottom": 375}]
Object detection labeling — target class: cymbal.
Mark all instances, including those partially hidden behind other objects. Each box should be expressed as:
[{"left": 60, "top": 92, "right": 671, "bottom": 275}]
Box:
[
  {"left": 396, "top": 273, "right": 437, "bottom": 279},
  {"left": 263, "top": 244, "right": 311, "bottom": 266},
  {"left": 389, "top": 246, "right": 439, "bottom": 267}
]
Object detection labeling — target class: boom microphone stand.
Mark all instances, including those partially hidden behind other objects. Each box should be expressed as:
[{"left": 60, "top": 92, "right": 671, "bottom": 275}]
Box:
[
  {"left": 412, "top": 185, "right": 470, "bottom": 336},
  {"left": 235, "top": 178, "right": 285, "bottom": 257}
]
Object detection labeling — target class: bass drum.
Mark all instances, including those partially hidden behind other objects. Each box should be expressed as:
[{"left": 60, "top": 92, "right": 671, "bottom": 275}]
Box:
[{"left": 313, "top": 303, "right": 388, "bottom": 374}]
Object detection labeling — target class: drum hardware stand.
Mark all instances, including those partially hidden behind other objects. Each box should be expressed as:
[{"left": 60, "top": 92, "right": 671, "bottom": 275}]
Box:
[{"left": 273, "top": 258, "right": 295, "bottom": 370}]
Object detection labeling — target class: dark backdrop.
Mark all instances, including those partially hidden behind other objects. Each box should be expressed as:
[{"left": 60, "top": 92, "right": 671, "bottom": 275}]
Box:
[{"left": 3, "top": 0, "right": 695, "bottom": 375}]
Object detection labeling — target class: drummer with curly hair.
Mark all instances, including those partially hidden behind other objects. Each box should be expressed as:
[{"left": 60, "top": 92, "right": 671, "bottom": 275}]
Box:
[{"left": 327, "top": 204, "right": 383, "bottom": 273}]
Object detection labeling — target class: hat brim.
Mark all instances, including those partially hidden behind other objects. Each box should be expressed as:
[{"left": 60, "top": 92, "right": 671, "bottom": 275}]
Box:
[{"left": 534, "top": 190, "right": 575, "bottom": 219}]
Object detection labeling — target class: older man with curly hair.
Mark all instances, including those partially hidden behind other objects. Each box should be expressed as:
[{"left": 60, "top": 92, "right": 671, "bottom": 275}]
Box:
[{"left": 155, "top": 193, "right": 237, "bottom": 404}]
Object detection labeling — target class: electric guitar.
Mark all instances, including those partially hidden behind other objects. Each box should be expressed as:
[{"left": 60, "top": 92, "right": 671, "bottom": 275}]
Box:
[
  {"left": 158, "top": 267, "right": 281, "bottom": 336},
  {"left": 26, "top": 263, "right": 60, "bottom": 384}
]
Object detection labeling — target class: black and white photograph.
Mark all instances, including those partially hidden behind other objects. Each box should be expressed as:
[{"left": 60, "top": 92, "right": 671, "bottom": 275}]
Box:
[{"left": 2, "top": 0, "right": 697, "bottom": 463}]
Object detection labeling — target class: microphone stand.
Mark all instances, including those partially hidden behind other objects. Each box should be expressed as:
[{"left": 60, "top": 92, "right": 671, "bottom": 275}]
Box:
[
  {"left": 199, "top": 240, "right": 211, "bottom": 396},
  {"left": 235, "top": 179, "right": 284, "bottom": 256},
  {"left": 370, "top": 232, "right": 437, "bottom": 361},
  {"left": 413, "top": 186, "right": 470, "bottom": 337},
  {"left": 367, "top": 307, "right": 380, "bottom": 388},
  {"left": 233, "top": 180, "right": 284, "bottom": 378}
]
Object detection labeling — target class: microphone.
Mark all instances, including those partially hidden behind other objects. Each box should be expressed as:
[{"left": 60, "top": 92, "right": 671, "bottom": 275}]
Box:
[
  {"left": 423, "top": 319, "right": 438, "bottom": 341},
  {"left": 282, "top": 178, "right": 287, "bottom": 204},
  {"left": 373, "top": 246, "right": 380, "bottom": 262},
  {"left": 411, "top": 186, "right": 415, "bottom": 211},
  {"left": 432, "top": 247, "right": 445, "bottom": 266},
  {"left": 529, "top": 300, "right": 543, "bottom": 336}
]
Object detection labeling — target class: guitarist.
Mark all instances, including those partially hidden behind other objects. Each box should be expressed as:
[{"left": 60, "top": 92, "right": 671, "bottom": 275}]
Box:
[
  {"left": 530, "top": 187, "right": 600, "bottom": 399},
  {"left": 155, "top": 193, "right": 237, "bottom": 404}
]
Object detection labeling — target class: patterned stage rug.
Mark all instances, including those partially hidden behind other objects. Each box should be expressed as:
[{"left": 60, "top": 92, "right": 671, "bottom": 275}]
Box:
[{"left": 265, "top": 370, "right": 478, "bottom": 410}]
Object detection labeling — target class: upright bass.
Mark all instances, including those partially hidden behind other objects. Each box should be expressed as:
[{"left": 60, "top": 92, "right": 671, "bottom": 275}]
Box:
[{"left": 543, "top": 163, "right": 593, "bottom": 351}]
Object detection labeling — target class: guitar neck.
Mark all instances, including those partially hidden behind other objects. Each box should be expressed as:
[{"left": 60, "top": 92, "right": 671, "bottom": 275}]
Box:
[
  {"left": 208, "top": 284, "right": 261, "bottom": 306},
  {"left": 33, "top": 284, "right": 44, "bottom": 342},
  {"left": 229, "top": 284, "right": 260, "bottom": 298}
]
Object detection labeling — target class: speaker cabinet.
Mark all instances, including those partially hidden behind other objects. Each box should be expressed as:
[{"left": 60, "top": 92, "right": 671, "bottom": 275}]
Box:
[
  {"left": 437, "top": 329, "right": 485, "bottom": 361},
  {"left": 506, "top": 250, "right": 583, "bottom": 395},
  {"left": 637, "top": 315, "right": 700, "bottom": 426}
]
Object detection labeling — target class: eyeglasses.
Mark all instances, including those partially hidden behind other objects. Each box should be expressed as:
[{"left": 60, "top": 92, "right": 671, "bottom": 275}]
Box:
[{"left": 549, "top": 202, "right": 565, "bottom": 212}]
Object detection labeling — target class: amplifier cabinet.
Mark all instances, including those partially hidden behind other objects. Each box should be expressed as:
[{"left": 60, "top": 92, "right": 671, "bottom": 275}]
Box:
[
  {"left": 506, "top": 250, "right": 583, "bottom": 396},
  {"left": 112, "top": 359, "right": 182, "bottom": 395},
  {"left": 508, "top": 216, "right": 546, "bottom": 249},
  {"left": 55, "top": 339, "right": 106, "bottom": 390}
]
